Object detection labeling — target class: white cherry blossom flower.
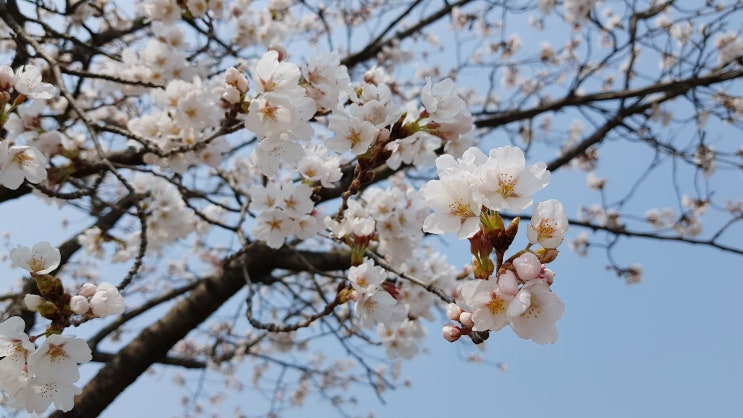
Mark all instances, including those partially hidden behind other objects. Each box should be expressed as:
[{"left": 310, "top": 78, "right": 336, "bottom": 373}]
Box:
[
  {"left": 460, "top": 279, "right": 513, "bottom": 332},
  {"left": 301, "top": 51, "right": 352, "bottom": 109},
  {"left": 354, "top": 290, "right": 407, "bottom": 329},
  {"left": 512, "top": 252, "right": 542, "bottom": 281},
  {"left": 13, "top": 65, "right": 57, "bottom": 99},
  {"left": 327, "top": 114, "right": 378, "bottom": 155},
  {"left": 348, "top": 258, "right": 387, "bottom": 294},
  {"left": 421, "top": 78, "right": 467, "bottom": 124},
  {"left": 434, "top": 147, "right": 487, "bottom": 180},
  {"left": 28, "top": 334, "right": 92, "bottom": 383},
  {"left": 24, "top": 294, "right": 44, "bottom": 311},
  {"left": 507, "top": 281, "right": 564, "bottom": 344},
  {"left": 297, "top": 144, "right": 342, "bottom": 187},
  {"left": 477, "top": 146, "right": 551, "bottom": 212},
  {"left": 0, "top": 142, "right": 49, "bottom": 190},
  {"left": 251, "top": 50, "right": 305, "bottom": 97},
  {"left": 716, "top": 32, "right": 743, "bottom": 65},
  {"left": 527, "top": 199, "right": 568, "bottom": 249},
  {"left": 248, "top": 182, "right": 282, "bottom": 213},
  {"left": 253, "top": 209, "right": 293, "bottom": 248},
  {"left": 10, "top": 241, "right": 60, "bottom": 275},
  {"left": 251, "top": 137, "right": 305, "bottom": 176},
  {"left": 377, "top": 319, "right": 424, "bottom": 359},
  {"left": 280, "top": 183, "right": 314, "bottom": 218},
  {"left": 30, "top": 378, "right": 83, "bottom": 413},
  {"left": 421, "top": 175, "right": 481, "bottom": 239},
  {"left": 70, "top": 295, "right": 90, "bottom": 315},
  {"left": 0, "top": 317, "right": 34, "bottom": 359}
]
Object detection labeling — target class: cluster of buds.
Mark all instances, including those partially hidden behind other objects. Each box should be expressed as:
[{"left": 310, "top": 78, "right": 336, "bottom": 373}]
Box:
[
  {"left": 11, "top": 242, "right": 125, "bottom": 333},
  {"left": 3, "top": 241, "right": 126, "bottom": 413},
  {"left": 222, "top": 66, "right": 250, "bottom": 106},
  {"left": 449, "top": 202, "right": 567, "bottom": 344}
]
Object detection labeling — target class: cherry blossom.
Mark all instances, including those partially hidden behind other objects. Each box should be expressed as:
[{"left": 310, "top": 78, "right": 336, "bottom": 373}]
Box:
[
  {"left": 459, "top": 279, "right": 513, "bottom": 332},
  {"left": 10, "top": 241, "right": 60, "bottom": 275},
  {"left": 507, "top": 281, "right": 564, "bottom": 344},
  {"left": 12, "top": 65, "right": 57, "bottom": 99},
  {"left": 0, "top": 317, "right": 35, "bottom": 359},
  {"left": 327, "top": 113, "right": 378, "bottom": 155},
  {"left": 251, "top": 50, "right": 304, "bottom": 97},
  {"left": 421, "top": 78, "right": 467, "bottom": 124},
  {"left": 512, "top": 252, "right": 542, "bottom": 282},
  {"left": 353, "top": 289, "right": 407, "bottom": 330},
  {"left": 348, "top": 258, "right": 388, "bottom": 294},
  {"left": 0, "top": 0, "right": 739, "bottom": 414},
  {"left": 527, "top": 199, "right": 569, "bottom": 249},
  {"left": 0, "top": 142, "right": 48, "bottom": 190},
  {"left": 253, "top": 209, "right": 294, "bottom": 249},
  {"left": 29, "top": 334, "right": 92, "bottom": 383},
  {"left": 420, "top": 176, "right": 482, "bottom": 239},
  {"left": 477, "top": 146, "right": 551, "bottom": 212}
]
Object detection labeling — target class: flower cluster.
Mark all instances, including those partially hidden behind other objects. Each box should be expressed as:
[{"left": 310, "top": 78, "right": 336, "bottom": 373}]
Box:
[
  {"left": 67, "top": 282, "right": 126, "bottom": 318},
  {"left": 451, "top": 252, "right": 564, "bottom": 344},
  {"left": 0, "top": 64, "right": 56, "bottom": 190},
  {"left": 420, "top": 147, "right": 568, "bottom": 344},
  {"left": 2, "top": 241, "right": 122, "bottom": 413},
  {"left": 249, "top": 181, "right": 323, "bottom": 248},
  {"left": 0, "top": 317, "right": 92, "bottom": 413},
  {"left": 421, "top": 146, "right": 550, "bottom": 240},
  {"left": 347, "top": 258, "right": 407, "bottom": 330}
]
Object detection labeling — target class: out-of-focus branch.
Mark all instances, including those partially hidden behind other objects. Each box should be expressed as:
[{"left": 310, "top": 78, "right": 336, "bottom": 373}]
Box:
[
  {"left": 341, "top": 0, "right": 474, "bottom": 68},
  {"left": 474, "top": 67, "right": 743, "bottom": 129}
]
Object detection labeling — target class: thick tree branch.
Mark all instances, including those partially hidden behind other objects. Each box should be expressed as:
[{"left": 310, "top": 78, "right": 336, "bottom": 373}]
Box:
[{"left": 51, "top": 245, "right": 351, "bottom": 417}]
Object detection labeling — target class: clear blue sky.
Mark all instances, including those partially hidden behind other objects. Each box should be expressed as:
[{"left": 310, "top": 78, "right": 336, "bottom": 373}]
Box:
[{"left": 2, "top": 2, "right": 742, "bottom": 417}]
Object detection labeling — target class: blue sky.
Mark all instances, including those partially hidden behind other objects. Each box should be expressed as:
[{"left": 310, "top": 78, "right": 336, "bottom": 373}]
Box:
[{"left": 2, "top": 2, "right": 743, "bottom": 417}]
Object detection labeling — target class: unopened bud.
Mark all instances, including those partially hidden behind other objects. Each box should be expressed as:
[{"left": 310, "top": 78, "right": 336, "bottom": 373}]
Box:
[
  {"left": 459, "top": 311, "right": 474, "bottom": 328},
  {"left": 501, "top": 217, "right": 520, "bottom": 249},
  {"left": 442, "top": 325, "right": 462, "bottom": 342},
  {"left": 24, "top": 294, "right": 44, "bottom": 311},
  {"left": 536, "top": 248, "right": 559, "bottom": 264},
  {"left": 446, "top": 303, "right": 464, "bottom": 321},
  {"left": 469, "top": 229, "right": 493, "bottom": 258},
  {"left": 70, "top": 295, "right": 90, "bottom": 315},
  {"left": 78, "top": 283, "right": 98, "bottom": 297},
  {"left": 225, "top": 67, "right": 240, "bottom": 85},
  {"left": 222, "top": 85, "right": 242, "bottom": 104}
]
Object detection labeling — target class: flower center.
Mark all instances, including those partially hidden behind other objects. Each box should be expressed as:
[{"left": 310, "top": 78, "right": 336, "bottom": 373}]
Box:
[{"left": 486, "top": 293, "right": 505, "bottom": 315}]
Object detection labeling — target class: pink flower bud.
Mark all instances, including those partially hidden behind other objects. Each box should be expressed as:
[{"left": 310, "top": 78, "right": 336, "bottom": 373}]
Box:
[
  {"left": 540, "top": 267, "right": 555, "bottom": 285},
  {"left": 225, "top": 67, "right": 240, "bottom": 85},
  {"left": 446, "top": 303, "right": 464, "bottom": 321},
  {"left": 497, "top": 270, "right": 519, "bottom": 296},
  {"left": 459, "top": 311, "right": 474, "bottom": 328},
  {"left": 513, "top": 252, "right": 541, "bottom": 281},
  {"left": 442, "top": 325, "right": 461, "bottom": 342}
]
